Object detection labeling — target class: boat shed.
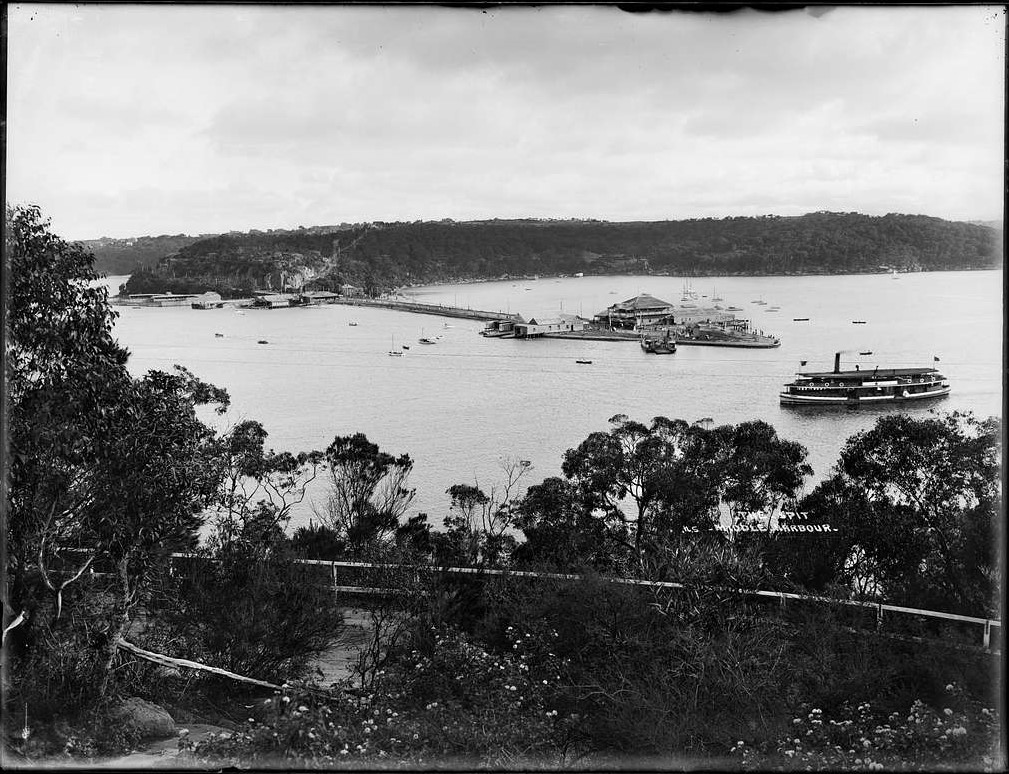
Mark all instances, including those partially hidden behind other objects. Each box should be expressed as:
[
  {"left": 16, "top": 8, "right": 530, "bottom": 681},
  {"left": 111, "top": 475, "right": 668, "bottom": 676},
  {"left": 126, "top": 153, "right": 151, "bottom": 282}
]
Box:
[
  {"left": 300, "top": 290, "right": 340, "bottom": 304},
  {"left": 514, "top": 314, "right": 586, "bottom": 338},
  {"left": 253, "top": 294, "right": 296, "bottom": 309},
  {"left": 191, "top": 291, "right": 224, "bottom": 309}
]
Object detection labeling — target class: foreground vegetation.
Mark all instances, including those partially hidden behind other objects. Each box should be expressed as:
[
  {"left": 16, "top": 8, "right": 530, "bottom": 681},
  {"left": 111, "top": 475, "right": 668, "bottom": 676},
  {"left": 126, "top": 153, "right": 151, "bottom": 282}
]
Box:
[{"left": 3, "top": 205, "right": 1003, "bottom": 769}]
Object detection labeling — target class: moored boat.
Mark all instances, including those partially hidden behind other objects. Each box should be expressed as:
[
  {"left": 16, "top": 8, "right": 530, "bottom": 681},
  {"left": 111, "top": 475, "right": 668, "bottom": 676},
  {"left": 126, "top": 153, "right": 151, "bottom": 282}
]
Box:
[
  {"left": 640, "top": 330, "right": 676, "bottom": 354},
  {"left": 780, "top": 353, "right": 950, "bottom": 406}
]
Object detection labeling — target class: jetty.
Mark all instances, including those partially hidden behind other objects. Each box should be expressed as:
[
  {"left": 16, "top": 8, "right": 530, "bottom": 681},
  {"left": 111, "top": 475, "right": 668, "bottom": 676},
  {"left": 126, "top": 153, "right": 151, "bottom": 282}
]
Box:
[{"left": 328, "top": 297, "right": 519, "bottom": 322}]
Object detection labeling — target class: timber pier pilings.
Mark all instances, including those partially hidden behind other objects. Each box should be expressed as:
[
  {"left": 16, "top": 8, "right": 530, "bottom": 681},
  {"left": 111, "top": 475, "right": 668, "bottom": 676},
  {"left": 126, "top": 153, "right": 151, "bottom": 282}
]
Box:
[{"left": 330, "top": 297, "right": 519, "bottom": 322}]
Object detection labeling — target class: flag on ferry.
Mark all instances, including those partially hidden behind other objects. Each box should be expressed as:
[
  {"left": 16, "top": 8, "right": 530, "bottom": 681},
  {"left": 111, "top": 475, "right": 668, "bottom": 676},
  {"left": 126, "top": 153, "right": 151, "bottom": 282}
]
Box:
[
  {"left": 800, "top": 360, "right": 807, "bottom": 366},
  {"left": 934, "top": 356, "right": 941, "bottom": 362}
]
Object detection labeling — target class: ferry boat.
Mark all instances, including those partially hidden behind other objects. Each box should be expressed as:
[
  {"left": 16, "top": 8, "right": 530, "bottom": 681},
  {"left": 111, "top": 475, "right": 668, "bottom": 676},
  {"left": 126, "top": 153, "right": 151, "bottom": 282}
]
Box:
[
  {"left": 780, "top": 353, "right": 950, "bottom": 406},
  {"left": 640, "top": 330, "right": 676, "bottom": 354}
]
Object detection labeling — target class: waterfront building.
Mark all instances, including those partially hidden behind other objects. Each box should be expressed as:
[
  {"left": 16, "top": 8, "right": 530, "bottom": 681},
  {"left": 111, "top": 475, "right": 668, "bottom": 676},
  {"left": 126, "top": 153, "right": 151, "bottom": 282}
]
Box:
[
  {"left": 252, "top": 293, "right": 296, "bottom": 309},
  {"left": 514, "top": 314, "right": 586, "bottom": 338},
  {"left": 191, "top": 291, "right": 224, "bottom": 309},
  {"left": 124, "top": 292, "right": 201, "bottom": 307},
  {"left": 593, "top": 294, "right": 676, "bottom": 329}
]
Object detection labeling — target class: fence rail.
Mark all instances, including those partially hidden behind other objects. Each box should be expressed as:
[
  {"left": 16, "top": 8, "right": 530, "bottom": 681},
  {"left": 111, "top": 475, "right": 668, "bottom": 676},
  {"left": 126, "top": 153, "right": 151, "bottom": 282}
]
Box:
[{"left": 164, "top": 554, "right": 1001, "bottom": 653}]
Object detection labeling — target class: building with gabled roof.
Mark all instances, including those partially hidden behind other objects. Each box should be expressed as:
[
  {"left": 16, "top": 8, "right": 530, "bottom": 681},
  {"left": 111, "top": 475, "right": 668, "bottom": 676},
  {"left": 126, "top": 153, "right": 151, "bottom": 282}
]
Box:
[{"left": 593, "top": 294, "right": 675, "bottom": 329}]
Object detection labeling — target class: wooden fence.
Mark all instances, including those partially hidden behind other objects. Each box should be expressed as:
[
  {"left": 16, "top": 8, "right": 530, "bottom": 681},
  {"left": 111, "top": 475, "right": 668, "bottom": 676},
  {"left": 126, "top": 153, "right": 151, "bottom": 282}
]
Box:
[{"left": 169, "top": 555, "right": 1001, "bottom": 654}]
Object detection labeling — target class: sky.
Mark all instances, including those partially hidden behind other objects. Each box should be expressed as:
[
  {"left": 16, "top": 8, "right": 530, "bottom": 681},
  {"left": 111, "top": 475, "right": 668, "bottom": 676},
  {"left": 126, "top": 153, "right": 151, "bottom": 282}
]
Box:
[{"left": 6, "top": 3, "right": 1006, "bottom": 240}]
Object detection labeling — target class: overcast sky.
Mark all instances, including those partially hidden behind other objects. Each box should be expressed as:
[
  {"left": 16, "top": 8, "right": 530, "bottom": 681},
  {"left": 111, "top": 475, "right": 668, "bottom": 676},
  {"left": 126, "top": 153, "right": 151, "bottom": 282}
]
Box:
[{"left": 7, "top": 4, "right": 1005, "bottom": 240}]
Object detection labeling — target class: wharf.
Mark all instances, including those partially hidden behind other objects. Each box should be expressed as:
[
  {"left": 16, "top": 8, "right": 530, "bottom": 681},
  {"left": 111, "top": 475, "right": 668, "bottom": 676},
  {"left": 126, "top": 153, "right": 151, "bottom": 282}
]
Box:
[
  {"left": 543, "top": 327, "right": 780, "bottom": 347},
  {"left": 330, "top": 297, "right": 519, "bottom": 322}
]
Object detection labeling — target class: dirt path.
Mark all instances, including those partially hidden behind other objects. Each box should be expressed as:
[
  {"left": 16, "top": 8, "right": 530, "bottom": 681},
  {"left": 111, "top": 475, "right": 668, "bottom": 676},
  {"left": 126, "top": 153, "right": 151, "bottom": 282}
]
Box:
[{"left": 59, "top": 607, "right": 375, "bottom": 769}]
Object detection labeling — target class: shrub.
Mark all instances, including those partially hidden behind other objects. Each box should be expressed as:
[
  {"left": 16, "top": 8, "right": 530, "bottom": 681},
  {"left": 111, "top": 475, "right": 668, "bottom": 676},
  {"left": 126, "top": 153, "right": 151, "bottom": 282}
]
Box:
[
  {"left": 732, "top": 684, "right": 1002, "bottom": 770},
  {"left": 146, "top": 546, "right": 344, "bottom": 687},
  {"left": 290, "top": 523, "right": 346, "bottom": 560},
  {"left": 183, "top": 625, "right": 574, "bottom": 768}
]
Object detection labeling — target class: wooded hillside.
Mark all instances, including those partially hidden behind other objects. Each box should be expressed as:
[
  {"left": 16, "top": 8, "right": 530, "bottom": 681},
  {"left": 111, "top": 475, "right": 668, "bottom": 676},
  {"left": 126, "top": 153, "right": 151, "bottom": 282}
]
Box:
[{"left": 116, "top": 212, "right": 1001, "bottom": 296}]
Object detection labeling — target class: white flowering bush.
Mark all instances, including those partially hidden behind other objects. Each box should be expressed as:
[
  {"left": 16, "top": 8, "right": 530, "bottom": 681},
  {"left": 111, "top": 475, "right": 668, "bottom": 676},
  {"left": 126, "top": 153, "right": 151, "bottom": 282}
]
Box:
[
  {"left": 731, "top": 684, "right": 1002, "bottom": 771},
  {"left": 181, "top": 624, "right": 574, "bottom": 768}
]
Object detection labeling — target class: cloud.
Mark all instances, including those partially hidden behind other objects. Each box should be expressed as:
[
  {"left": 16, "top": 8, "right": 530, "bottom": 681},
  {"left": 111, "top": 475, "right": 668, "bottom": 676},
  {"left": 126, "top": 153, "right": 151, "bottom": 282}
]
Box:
[{"left": 6, "top": 4, "right": 1004, "bottom": 238}]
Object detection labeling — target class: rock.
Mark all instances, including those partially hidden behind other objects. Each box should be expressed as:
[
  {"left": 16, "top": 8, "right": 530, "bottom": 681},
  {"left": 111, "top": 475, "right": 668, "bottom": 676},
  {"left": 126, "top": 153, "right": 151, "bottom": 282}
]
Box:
[{"left": 109, "top": 697, "right": 176, "bottom": 740}]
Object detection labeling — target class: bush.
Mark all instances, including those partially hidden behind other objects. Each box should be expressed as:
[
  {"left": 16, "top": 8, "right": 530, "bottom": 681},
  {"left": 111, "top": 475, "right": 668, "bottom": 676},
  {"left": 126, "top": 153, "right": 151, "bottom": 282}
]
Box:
[
  {"left": 146, "top": 546, "right": 344, "bottom": 687},
  {"left": 290, "top": 523, "right": 346, "bottom": 560},
  {"left": 183, "top": 624, "right": 573, "bottom": 768},
  {"left": 733, "top": 684, "right": 1002, "bottom": 770}
]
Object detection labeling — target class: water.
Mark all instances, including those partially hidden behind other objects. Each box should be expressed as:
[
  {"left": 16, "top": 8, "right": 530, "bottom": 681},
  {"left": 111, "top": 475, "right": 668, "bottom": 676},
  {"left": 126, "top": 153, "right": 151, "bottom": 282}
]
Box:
[{"left": 100, "top": 271, "right": 1003, "bottom": 527}]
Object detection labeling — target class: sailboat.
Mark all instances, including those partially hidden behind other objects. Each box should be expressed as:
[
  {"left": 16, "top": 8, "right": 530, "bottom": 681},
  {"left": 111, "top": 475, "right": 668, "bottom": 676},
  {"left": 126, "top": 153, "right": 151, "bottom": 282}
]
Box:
[
  {"left": 388, "top": 335, "right": 403, "bottom": 356},
  {"left": 418, "top": 327, "right": 436, "bottom": 344},
  {"left": 891, "top": 269, "right": 900, "bottom": 279},
  {"left": 712, "top": 288, "right": 724, "bottom": 302}
]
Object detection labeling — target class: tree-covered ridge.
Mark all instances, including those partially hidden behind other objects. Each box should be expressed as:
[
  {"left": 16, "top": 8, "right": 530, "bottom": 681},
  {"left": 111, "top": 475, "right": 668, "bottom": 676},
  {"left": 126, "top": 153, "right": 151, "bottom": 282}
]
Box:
[
  {"left": 80, "top": 234, "right": 207, "bottom": 275},
  {"left": 120, "top": 212, "right": 1001, "bottom": 297}
]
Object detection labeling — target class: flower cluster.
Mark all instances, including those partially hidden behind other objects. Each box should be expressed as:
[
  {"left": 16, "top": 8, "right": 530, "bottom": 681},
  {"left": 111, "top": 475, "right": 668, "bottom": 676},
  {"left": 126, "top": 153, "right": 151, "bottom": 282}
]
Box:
[
  {"left": 731, "top": 686, "right": 1001, "bottom": 771},
  {"left": 183, "top": 624, "right": 573, "bottom": 768}
]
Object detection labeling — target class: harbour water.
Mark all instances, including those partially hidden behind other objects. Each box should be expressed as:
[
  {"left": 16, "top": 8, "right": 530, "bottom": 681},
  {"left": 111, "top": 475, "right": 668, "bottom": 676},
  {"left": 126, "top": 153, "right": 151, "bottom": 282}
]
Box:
[{"left": 101, "top": 270, "right": 1003, "bottom": 526}]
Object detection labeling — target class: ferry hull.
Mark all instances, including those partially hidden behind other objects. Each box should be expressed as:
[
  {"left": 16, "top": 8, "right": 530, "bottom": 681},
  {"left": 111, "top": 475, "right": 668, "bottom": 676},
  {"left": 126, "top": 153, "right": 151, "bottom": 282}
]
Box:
[{"left": 779, "top": 386, "right": 951, "bottom": 405}]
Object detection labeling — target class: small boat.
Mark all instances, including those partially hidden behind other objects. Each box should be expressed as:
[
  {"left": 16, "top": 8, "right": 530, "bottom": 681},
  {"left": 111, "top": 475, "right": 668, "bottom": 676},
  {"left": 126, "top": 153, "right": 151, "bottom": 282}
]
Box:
[
  {"left": 575, "top": 360, "right": 593, "bottom": 365},
  {"left": 726, "top": 306, "right": 743, "bottom": 311},
  {"left": 214, "top": 333, "right": 225, "bottom": 338},
  {"left": 401, "top": 345, "right": 410, "bottom": 350},
  {"left": 852, "top": 320, "right": 867, "bottom": 324},
  {"left": 257, "top": 340, "right": 269, "bottom": 345},
  {"left": 348, "top": 321, "right": 358, "bottom": 327},
  {"left": 388, "top": 350, "right": 403, "bottom": 357},
  {"left": 859, "top": 350, "right": 873, "bottom": 355},
  {"left": 780, "top": 352, "right": 950, "bottom": 406},
  {"left": 793, "top": 318, "right": 809, "bottom": 322},
  {"left": 418, "top": 337, "right": 436, "bottom": 345}
]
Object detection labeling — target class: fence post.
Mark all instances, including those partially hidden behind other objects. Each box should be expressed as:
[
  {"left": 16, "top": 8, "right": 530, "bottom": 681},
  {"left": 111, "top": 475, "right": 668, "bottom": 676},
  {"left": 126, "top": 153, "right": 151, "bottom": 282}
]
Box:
[
  {"left": 779, "top": 593, "right": 786, "bottom": 610},
  {"left": 983, "top": 620, "right": 991, "bottom": 650},
  {"left": 876, "top": 604, "right": 883, "bottom": 631},
  {"left": 332, "top": 562, "right": 338, "bottom": 603}
]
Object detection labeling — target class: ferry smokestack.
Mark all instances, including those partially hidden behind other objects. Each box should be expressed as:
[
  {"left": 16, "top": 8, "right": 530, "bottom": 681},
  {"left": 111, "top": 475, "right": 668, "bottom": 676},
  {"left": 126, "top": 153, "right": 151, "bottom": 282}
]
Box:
[{"left": 833, "top": 352, "right": 841, "bottom": 373}]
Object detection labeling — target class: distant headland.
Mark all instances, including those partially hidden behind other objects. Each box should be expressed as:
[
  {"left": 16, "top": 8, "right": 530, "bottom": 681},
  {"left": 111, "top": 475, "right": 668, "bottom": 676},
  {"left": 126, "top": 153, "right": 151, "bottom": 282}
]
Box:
[{"left": 80, "top": 212, "right": 1002, "bottom": 299}]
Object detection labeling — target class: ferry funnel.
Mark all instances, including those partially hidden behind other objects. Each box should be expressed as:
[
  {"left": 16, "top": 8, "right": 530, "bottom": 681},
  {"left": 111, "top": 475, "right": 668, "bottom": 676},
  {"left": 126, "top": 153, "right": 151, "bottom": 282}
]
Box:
[{"left": 833, "top": 352, "right": 841, "bottom": 373}]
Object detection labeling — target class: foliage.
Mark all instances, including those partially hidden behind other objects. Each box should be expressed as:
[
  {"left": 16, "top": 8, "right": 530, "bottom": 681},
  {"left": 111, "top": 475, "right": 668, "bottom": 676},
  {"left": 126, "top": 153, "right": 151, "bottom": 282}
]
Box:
[
  {"left": 732, "top": 684, "right": 1002, "bottom": 771},
  {"left": 434, "top": 459, "right": 532, "bottom": 567},
  {"left": 5, "top": 204, "right": 231, "bottom": 703},
  {"left": 5, "top": 204, "right": 131, "bottom": 646},
  {"left": 796, "top": 411, "right": 1001, "bottom": 615},
  {"left": 553, "top": 414, "right": 811, "bottom": 571},
  {"left": 208, "top": 419, "right": 324, "bottom": 557},
  {"left": 144, "top": 545, "right": 344, "bottom": 688},
  {"left": 122, "top": 213, "right": 1001, "bottom": 297},
  {"left": 511, "top": 476, "right": 625, "bottom": 573},
  {"left": 315, "top": 434, "right": 415, "bottom": 555},
  {"left": 475, "top": 573, "right": 794, "bottom": 754},
  {"left": 290, "top": 522, "right": 346, "bottom": 560},
  {"left": 183, "top": 625, "right": 572, "bottom": 769}
]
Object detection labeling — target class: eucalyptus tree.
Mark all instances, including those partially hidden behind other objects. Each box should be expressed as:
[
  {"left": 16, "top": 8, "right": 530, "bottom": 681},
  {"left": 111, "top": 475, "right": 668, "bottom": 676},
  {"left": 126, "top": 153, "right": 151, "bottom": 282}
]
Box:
[
  {"left": 4, "top": 205, "right": 231, "bottom": 700},
  {"left": 317, "top": 433, "right": 415, "bottom": 555},
  {"left": 795, "top": 411, "right": 1001, "bottom": 615}
]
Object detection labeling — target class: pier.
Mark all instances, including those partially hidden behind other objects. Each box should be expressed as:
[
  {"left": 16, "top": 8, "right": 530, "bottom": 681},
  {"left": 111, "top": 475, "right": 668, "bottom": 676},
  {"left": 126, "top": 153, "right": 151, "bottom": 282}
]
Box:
[{"left": 328, "top": 297, "right": 520, "bottom": 322}]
